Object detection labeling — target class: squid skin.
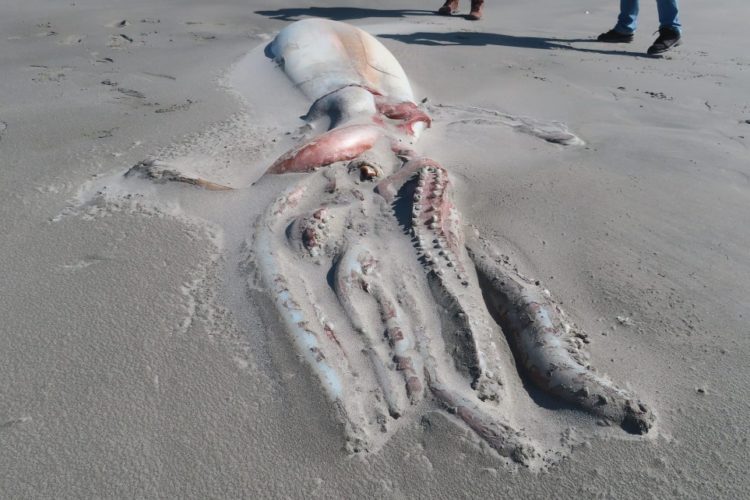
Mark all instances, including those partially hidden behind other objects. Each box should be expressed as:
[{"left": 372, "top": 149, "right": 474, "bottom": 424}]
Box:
[
  {"left": 267, "top": 18, "right": 415, "bottom": 103},
  {"left": 304, "top": 85, "right": 379, "bottom": 129}
]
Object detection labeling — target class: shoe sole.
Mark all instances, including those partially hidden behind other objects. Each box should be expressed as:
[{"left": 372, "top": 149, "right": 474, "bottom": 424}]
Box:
[{"left": 597, "top": 37, "right": 634, "bottom": 43}]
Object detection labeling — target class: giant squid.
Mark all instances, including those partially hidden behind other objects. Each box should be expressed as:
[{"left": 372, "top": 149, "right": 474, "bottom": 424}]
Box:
[{"left": 126, "top": 18, "right": 654, "bottom": 466}]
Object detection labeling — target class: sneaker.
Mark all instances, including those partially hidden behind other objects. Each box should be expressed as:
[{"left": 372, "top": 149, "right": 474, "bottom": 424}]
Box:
[
  {"left": 597, "top": 29, "right": 634, "bottom": 43},
  {"left": 437, "top": 0, "right": 459, "bottom": 15},
  {"left": 647, "top": 27, "right": 681, "bottom": 55}
]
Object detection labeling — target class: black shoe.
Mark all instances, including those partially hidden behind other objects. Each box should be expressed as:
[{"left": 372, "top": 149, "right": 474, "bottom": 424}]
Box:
[
  {"left": 647, "top": 27, "right": 681, "bottom": 55},
  {"left": 597, "top": 29, "right": 634, "bottom": 43}
]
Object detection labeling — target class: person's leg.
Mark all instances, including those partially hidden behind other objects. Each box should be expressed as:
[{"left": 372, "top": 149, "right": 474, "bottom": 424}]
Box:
[
  {"left": 656, "top": 0, "right": 681, "bottom": 32},
  {"left": 615, "top": 0, "right": 639, "bottom": 34},
  {"left": 647, "top": 0, "right": 681, "bottom": 55}
]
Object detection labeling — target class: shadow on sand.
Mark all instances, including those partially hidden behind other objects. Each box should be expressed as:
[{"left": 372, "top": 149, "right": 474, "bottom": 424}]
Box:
[
  {"left": 255, "top": 8, "right": 646, "bottom": 58},
  {"left": 379, "top": 31, "right": 647, "bottom": 58},
  {"left": 255, "top": 7, "right": 436, "bottom": 22}
]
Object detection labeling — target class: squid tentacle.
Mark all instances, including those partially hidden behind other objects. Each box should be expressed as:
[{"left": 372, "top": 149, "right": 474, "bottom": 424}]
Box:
[
  {"left": 368, "top": 281, "right": 425, "bottom": 404},
  {"left": 378, "top": 158, "right": 509, "bottom": 402},
  {"left": 255, "top": 186, "right": 384, "bottom": 450},
  {"left": 125, "top": 159, "right": 234, "bottom": 191},
  {"left": 333, "top": 245, "right": 411, "bottom": 418},
  {"left": 413, "top": 327, "right": 540, "bottom": 466},
  {"left": 467, "top": 240, "right": 655, "bottom": 434}
]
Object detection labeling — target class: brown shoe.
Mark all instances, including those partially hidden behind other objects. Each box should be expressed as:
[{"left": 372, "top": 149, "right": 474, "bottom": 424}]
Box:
[
  {"left": 468, "top": 0, "right": 484, "bottom": 20},
  {"left": 437, "top": 0, "right": 459, "bottom": 15}
]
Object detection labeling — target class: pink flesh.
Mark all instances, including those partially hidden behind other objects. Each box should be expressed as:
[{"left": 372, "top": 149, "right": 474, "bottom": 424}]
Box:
[
  {"left": 375, "top": 98, "right": 432, "bottom": 136},
  {"left": 267, "top": 125, "right": 383, "bottom": 174}
]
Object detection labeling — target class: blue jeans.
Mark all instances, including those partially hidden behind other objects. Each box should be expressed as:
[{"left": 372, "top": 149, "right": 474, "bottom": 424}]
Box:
[{"left": 615, "top": 0, "right": 681, "bottom": 34}]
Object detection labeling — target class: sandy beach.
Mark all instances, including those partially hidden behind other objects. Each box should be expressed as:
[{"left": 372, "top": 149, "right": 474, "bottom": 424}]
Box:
[{"left": 1, "top": 0, "right": 748, "bottom": 497}]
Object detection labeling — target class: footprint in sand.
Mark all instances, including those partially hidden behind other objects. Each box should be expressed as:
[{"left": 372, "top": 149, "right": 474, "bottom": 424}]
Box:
[
  {"left": 190, "top": 32, "right": 218, "bottom": 41},
  {"left": 1, "top": 417, "right": 32, "bottom": 430},
  {"left": 142, "top": 72, "right": 177, "bottom": 81},
  {"left": 116, "top": 87, "right": 146, "bottom": 99},
  {"left": 106, "top": 19, "right": 130, "bottom": 28},
  {"left": 30, "top": 66, "right": 69, "bottom": 83},
  {"left": 155, "top": 99, "right": 195, "bottom": 114},
  {"left": 107, "top": 34, "right": 137, "bottom": 49},
  {"left": 56, "top": 34, "right": 86, "bottom": 45}
]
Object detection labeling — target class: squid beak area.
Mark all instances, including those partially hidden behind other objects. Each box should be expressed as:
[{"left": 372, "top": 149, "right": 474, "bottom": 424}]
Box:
[{"left": 347, "top": 159, "right": 382, "bottom": 181}]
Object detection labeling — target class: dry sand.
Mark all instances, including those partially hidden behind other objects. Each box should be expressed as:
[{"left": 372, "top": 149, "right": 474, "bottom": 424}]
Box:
[{"left": 1, "top": 0, "right": 748, "bottom": 498}]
